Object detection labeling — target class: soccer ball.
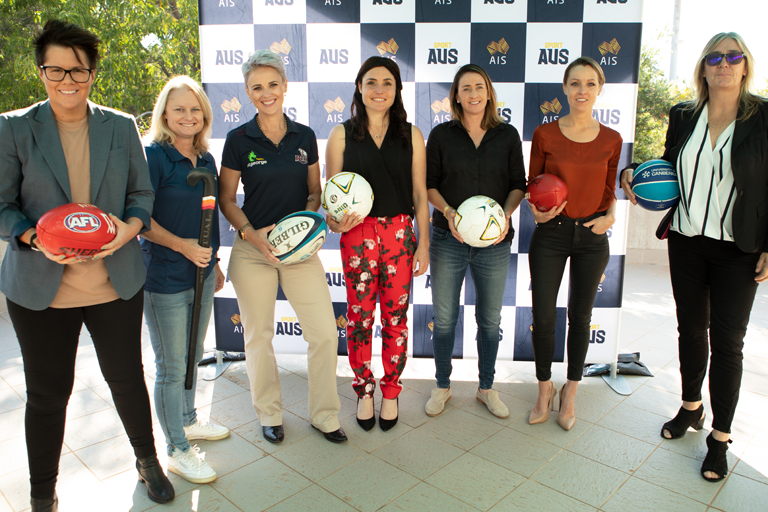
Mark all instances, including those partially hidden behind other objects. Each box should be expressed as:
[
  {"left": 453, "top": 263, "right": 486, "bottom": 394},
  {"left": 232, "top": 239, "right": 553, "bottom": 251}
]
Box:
[
  {"left": 454, "top": 196, "right": 506, "bottom": 248},
  {"left": 321, "top": 172, "right": 374, "bottom": 223}
]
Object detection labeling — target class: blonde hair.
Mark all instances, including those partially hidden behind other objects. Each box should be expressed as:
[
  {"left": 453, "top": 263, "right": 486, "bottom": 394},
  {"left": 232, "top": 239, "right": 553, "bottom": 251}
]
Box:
[
  {"left": 449, "top": 64, "right": 502, "bottom": 130},
  {"left": 563, "top": 56, "right": 606, "bottom": 86},
  {"left": 147, "top": 76, "right": 213, "bottom": 155},
  {"left": 242, "top": 50, "right": 287, "bottom": 83},
  {"left": 687, "top": 32, "right": 762, "bottom": 121}
]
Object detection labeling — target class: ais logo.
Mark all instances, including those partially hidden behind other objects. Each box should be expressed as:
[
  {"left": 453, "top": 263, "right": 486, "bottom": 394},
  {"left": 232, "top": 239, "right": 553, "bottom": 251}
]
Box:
[
  {"left": 592, "top": 103, "right": 621, "bottom": 125},
  {"left": 215, "top": 50, "right": 244, "bottom": 66},
  {"left": 377, "top": 38, "right": 399, "bottom": 60},
  {"left": 221, "top": 96, "right": 242, "bottom": 124},
  {"left": 538, "top": 42, "right": 569, "bottom": 65},
  {"left": 590, "top": 323, "right": 606, "bottom": 344},
  {"left": 276, "top": 316, "right": 303, "bottom": 336},
  {"left": 428, "top": 43, "right": 458, "bottom": 65},
  {"left": 336, "top": 313, "right": 348, "bottom": 338},
  {"left": 487, "top": 38, "right": 509, "bottom": 65},
  {"left": 231, "top": 313, "right": 243, "bottom": 334},
  {"left": 598, "top": 38, "right": 621, "bottom": 66},
  {"left": 540, "top": 97, "right": 562, "bottom": 123},
  {"left": 324, "top": 97, "right": 346, "bottom": 123},
  {"left": 373, "top": 0, "right": 403, "bottom": 4},
  {"left": 596, "top": 273, "right": 606, "bottom": 292},
  {"left": 270, "top": 38, "right": 293, "bottom": 65},
  {"left": 497, "top": 102, "right": 512, "bottom": 123},
  {"left": 431, "top": 97, "right": 451, "bottom": 124}
]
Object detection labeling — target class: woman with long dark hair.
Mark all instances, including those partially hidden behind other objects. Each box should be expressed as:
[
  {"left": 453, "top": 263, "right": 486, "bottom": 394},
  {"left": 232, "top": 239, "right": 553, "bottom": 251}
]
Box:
[{"left": 325, "top": 57, "right": 429, "bottom": 431}]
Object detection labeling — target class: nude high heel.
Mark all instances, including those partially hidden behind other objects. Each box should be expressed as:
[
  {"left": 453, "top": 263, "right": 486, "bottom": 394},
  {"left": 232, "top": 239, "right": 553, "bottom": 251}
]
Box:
[
  {"left": 557, "top": 384, "right": 576, "bottom": 431},
  {"left": 529, "top": 381, "right": 557, "bottom": 425}
]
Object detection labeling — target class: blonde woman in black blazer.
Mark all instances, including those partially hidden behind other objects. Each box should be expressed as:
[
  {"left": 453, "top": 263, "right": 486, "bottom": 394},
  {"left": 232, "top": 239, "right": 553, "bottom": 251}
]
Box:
[{"left": 622, "top": 32, "right": 768, "bottom": 483}]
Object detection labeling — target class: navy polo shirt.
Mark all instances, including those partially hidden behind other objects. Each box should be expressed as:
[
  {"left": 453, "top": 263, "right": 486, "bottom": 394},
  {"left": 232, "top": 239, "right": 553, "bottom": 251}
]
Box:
[
  {"left": 141, "top": 142, "right": 221, "bottom": 294},
  {"left": 221, "top": 115, "right": 318, "bottom": 230}
]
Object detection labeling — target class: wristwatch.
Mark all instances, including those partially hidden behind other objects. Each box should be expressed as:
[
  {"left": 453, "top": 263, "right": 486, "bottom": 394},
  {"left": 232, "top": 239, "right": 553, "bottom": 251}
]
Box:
[
  {"left": 238, "top": 223, "right": 253, "bottom": 240},
  {"left": 29, "top": 233, "right": 41, "bottom": 251}
]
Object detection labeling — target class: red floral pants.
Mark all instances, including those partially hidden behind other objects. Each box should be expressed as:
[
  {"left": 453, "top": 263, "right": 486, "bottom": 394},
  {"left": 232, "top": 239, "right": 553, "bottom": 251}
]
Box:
[{"left": 340, "top": 214, "right": 416, "bottom": 399}]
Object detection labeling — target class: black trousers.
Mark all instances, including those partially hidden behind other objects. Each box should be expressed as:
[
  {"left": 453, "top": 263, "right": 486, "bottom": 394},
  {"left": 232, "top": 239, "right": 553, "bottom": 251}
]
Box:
[
  {"left": 668, "top": 231, "right": 760, "bottom": 434},
  {"left": 529, "top": 215, "right": 610, "bottom": 382},
  {"left": 7, "top": 289, "right": 156, "bottom": 499}
]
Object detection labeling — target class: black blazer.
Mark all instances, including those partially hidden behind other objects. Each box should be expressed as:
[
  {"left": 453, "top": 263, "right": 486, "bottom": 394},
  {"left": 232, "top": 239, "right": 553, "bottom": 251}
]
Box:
[{"left": 653, "top": 100, "right": 768, "bottom": 254}]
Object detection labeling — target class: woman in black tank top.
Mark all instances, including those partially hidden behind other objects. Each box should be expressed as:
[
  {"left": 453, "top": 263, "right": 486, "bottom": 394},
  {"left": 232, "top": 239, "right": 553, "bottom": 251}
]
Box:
[{"left": 325, "top": 57, "right": 430, "bottom": 432}]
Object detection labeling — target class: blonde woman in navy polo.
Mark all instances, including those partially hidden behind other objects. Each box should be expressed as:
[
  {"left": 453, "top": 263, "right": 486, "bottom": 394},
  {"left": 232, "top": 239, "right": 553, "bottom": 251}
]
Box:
[{"left": 219, "top": 50, "right": 346, "bottom": 445}]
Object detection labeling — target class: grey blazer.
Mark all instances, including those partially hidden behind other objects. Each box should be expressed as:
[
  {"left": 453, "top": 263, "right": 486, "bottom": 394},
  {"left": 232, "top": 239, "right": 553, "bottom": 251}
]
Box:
[{"left": 0, "top": 100, "right": 154, "bottom": 311}]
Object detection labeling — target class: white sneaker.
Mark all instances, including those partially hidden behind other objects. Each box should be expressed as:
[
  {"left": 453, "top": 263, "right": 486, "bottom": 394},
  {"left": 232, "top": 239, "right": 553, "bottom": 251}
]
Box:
[
  {"left": 168, "top": 446, "right": 217, "bottom": 483},
  {"left": 476, "top": 389, "right": 509, "bottom": 419},
  {"left": 425, "top": 387, "right": 452, "bottom": 417},
  {"left": 184, "top": 420, "right": 230, "bottom": 441}
]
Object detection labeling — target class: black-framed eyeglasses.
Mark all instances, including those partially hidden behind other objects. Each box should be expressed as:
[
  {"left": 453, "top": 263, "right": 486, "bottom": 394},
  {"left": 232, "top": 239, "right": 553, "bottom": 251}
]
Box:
[
  {"left": 39, "top": 66, "right": 93, "bottom": 83},
  {"left": 703, "top": 52, "right": 745, "bottom": 67}
]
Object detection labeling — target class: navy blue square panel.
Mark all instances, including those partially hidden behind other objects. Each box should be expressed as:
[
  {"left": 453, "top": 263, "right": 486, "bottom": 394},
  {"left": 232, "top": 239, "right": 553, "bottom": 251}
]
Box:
[
  {"left": 416, "top": 0, "right": 471, "bottom": 22},
  {"left": 522, "top": 82, "right": 569, "bottom": 141},
  {"left": 204, "top": 83, "right": 257, "bottom": 139},
  {"left": 254, "top": 24, "right": 308, "bottom": 82},
  {"left": 361, "top": 23, "right": 416, "bottom": 82},
  {"left": 581, "top": 23, "right": 642, "bottom": 83},
  {"left": 470, "top": 23, "right": 526, "bottom": 83},
  {"left": 464, "top": 252, "right": 518, "bottom": 306},
  {"left": 308, "top": 82, "right": 356, "bottom": 139},
  {"left": 527, "top": 0, "right": 584, "bottom": 23},
  {"left": 213, "top": 297, "right": 245, "bottom": 352},
  {"left": 219, "top": 193, "right": 244, "bottom": 248},
  {"left": 412, "top": 305, "right": 464, "bottom": 358},
  {"left": 306, "top": 0, "right": 360, "bottom": 23},
  {"left": 614, "top": 142, "right": 634, "bottom": 200},
  {"left": 592, "top": 254, "right": 625, "bottom": 308},
  {"left": 415, "top": 82, "right": 453, "bottom": 140},
  {"left": 513, "top": 306, "right": 566, "bottom": 362},
  {"left": 516, "top": 201, "right": 536, "bottom": 253},
  {"left": 199, "top": 0, "right": 253, "bottom": 25},
  {"left": 333, "top": 302, "right": 349, "bottom": 355}
]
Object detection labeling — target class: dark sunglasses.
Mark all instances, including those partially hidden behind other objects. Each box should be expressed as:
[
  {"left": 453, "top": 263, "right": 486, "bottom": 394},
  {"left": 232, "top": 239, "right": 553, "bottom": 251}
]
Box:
[{"left": 703, "top": 52, "right": 745, "bottom": 66}]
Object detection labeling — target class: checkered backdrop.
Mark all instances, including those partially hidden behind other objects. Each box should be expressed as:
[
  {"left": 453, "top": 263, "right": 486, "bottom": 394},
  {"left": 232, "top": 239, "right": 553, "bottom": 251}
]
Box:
[{"left": 199, "top": 0, "right": 643, "bottom": 366}]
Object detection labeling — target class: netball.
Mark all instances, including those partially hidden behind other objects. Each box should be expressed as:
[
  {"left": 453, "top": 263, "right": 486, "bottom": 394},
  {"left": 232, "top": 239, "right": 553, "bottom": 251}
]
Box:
[{"left": 321, "top": 172, "right": 374, "bottom": 222}]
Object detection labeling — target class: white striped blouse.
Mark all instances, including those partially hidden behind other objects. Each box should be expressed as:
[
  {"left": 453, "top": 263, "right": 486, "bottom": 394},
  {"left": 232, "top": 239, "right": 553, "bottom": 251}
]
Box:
[{"left": 672, "top": 104, "right": 737, "bottom": 241}]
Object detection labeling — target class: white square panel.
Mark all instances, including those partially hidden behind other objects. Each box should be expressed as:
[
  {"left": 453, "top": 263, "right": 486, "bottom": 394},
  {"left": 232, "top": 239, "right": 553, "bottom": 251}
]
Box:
[
  {"left": 583, "top": 0, "right": 643, "bottom": 23},
  {"left": 524, "top": 22, "right": 583, "bottom": 83},
  {"left": 200, "top": 24, "right": 255, "bottom": 83},
  {"left": 592, "top": 83, "right": 637, "bottom": 143},
  {"left": 306, "top": 23, "right": 362, "bottom": 82},
  {"left": 470, "top": 0, "right": 527, "bottom": 23},
  {"left": 360, "top": 0, "right": 416, "bottom": 24},
  {"left": 254, "top": 0, "right": 307, "bottom": 24},
  {"left": 415, "top": 23, "right": 472, "bottom": 83}
]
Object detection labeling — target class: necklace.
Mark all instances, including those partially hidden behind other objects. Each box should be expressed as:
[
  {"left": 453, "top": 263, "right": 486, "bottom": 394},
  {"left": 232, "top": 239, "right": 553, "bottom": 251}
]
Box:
[
  {"left": 371, "top": 121, "right": 388, "bottom": 139},
  {"left": 256, "top": 115, "right": 286, "bottom": 147}
]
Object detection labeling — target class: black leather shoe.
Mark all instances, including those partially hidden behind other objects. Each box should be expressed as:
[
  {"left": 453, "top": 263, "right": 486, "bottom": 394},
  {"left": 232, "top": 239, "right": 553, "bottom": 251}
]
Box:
[
  {"left": 263, "top": 425, "right": 285, "bottom": 443},
  {"left": 379, "top": 397, "right": 399, "bottom": 432},
  {"left": 136, "top": 456, "right": 175, "bottom": 504},
  {"left": 313, "top": 425, "right": 348, "bottom": 443},
  {"left": 356, "top": 397, "right": 375, "bottom": 431},
  {"left": 31, "top": 495, "right": 58, "bottom": 512}
]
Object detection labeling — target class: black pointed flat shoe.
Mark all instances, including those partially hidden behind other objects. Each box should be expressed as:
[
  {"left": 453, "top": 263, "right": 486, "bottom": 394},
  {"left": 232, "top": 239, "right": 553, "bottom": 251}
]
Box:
[
  {"left": 312, "top": 425, "right": 348, "bottom": 443},
  {"left": 356, "top": 397, "right": 375, "bottom": 431},
  {"left": 136, "top": 456, "right": 175, "bottom": 504},
  {"left": 379, "top": 397, "right": 399, "bottom": 432},
  {"left": 661, "top": 405, "right": 705, "bottom": 439},
  {"left": 262, "top": 425, "right": 285, "bottom": 444}
]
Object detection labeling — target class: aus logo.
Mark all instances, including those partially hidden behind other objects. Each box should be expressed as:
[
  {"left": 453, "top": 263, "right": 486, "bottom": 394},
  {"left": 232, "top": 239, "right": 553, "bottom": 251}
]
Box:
[
  {"left": 589, "top": 325, "right": 606, "bottom": 344},
  {"left": 215, "top": 50, "right": 244, "bottom": 66},
  {"left": 276, "top": 317, "right": 303, "bottom": 336}
]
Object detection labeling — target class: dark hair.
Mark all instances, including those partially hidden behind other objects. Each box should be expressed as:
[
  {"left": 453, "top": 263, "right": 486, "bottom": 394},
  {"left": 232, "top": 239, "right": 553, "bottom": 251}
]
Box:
[
  {"left": 448, "top": 64, "right": 502, "bottom": 130},
  {"left": 34, "top": 20, "right": 102, "bottom": 70},
  {"left": 350, "top": 57, "right": 411, "bottom": 146}
]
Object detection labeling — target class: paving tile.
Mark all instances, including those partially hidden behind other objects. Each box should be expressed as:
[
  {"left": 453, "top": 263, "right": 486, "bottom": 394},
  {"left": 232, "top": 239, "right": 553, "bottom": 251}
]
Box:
[
  {"left": 268, "top": 484, "right": 357, "bottom": 512},
  {"left": 417, "top": 407, "right": 503, "bottom": 451},
  {"left": 0, "top": 437, "right": 27, "bottom": 477},
  {"left": 284, "top": 393, "right": 357, "bottom": 423},
  {"left": 425, "top": 453, "right": 525, "bottom": 510},
  {"left": 371, "top": 429, "right": 463, "bottom": 478},
  {"left": 206, "top": 391, "right": 260, "bottom": 430},
  {"left": 317, "top": 454, "right": 418, "bottom": 512},
  {"left": 63, "top": 388, "right": 112, "bottom": 421},
  {"left": 339, "top": 414, "right": 413, "bottom": 453},
  {"left": 570, "top": 389, "right": 619, "bottom": 423},
  {"left": 566, "top": 425, "right": 656, "bottom": 473},
  {"left": 470, "top": 428, "right": 562, "bottom": 477},
  {"left": 458, "top": 392, "right": 534, "bottom": 425},
  {"left": 658, "top": 430, "right": 742, "bottom": 472},
  {"left": 597, "top": 402, "right": 667, "bottom": 445},
  {"left": 75, "top": 434, "right": 137, "bottom": 481},
  {"left": 731, "top": 443, "right": 768, "bottom": 485},
  {"left": 0, "top": 388, "right": 24, "bottom": 414},
  {"left": 102, "top": 467, "right": 199, "bottom": 512},
  {"left": 145, "top": 486, "right": 241, "bottom": 512},
  {"left": 0, "top": 347, "right": 21, "bottom": 370},
  {"left": 393, "top": 388, "right": 440, "bottom": 429},
  {"left": 570, "top": 378, "right": 630, "bottom": 404},
  {"left": 271, "top": 430, "right": 366, "bottom": 482},
  {"left": 379, "top": 482, "right": 477, "bottom": 512},
  {"left": 57, "top": 481, "right": 121, "bottom": 512},
  {"left": 63, "top": 408, "right": 126, "bottom": 451},
  {"left": 530, "top": 450, "right": 628, "bottom": 508},
  {"left": 232, "top": 412, "right": 314, "bottom": 455},
  {"left": 507, "top": 410, "right": 592, "bottom": 449},
  {"left": 602, "top": 475, "right": 707, "bottom": 512},
  {"left": 712, "top": 473, "right": 768, "bottom": 512},
  {"left": 191, "top": 375, "right": 249, "bottom": 409},
  {"left": 0, "top": 494, "right": 11, "bottom": 512},
  {"left": 211, "top": 457, "right": 311, "bottom": 511},
  {"left": 193, "top": 431, "right": 266, "bottom": 478},
  {"left": 489, "top": 480, "right": 596, "bottom": 512},
  {"left": 0, "top": 408, "right": 24, "bottom": 443},
  {"left": 495, "top": 371, "right": 541, "bottom": 404},
  {"left": 632, "top": 447, "right": 723, "bottom": 504},
  {"left": 0, "top": 334, "right": 19, "bottom": 355}
]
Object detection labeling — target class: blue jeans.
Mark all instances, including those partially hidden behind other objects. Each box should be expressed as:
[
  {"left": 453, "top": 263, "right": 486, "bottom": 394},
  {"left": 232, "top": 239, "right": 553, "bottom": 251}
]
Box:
[
  {"left": 430, "top": 227, "right": 511, "bottom": 390},
  {"left": 144, "top": 272, "right": 214, "bottom": 454}
]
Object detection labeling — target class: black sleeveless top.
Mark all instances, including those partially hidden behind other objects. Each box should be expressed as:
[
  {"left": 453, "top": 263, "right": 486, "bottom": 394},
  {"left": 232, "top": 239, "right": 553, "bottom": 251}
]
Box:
[{"left": 342, "top": 119, "right": 414, "bottom": 218}]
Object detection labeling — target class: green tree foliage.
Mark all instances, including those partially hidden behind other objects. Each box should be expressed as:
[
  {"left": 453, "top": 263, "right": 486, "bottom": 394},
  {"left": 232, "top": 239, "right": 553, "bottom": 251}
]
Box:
[
  {"left": 0, "top": 0, "right": 200, "bottom": 121},
  {"left": 633, "top": 44, "right": 691, "bottom": 163}
]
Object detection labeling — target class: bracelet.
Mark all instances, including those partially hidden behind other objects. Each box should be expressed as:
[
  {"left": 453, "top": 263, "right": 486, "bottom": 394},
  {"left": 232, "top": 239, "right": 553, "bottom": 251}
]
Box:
[
  {"left": 443, "top": 205, "right": 454, "bottom": 216},
  {"left": 29, "top": 233, "right": 41, "bottom": 252}
]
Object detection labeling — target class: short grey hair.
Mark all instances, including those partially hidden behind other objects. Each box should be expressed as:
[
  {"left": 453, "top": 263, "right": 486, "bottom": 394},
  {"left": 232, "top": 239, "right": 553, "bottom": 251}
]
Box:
[{"left": 241, "top": 49, "right": 287, "bottom": 83}]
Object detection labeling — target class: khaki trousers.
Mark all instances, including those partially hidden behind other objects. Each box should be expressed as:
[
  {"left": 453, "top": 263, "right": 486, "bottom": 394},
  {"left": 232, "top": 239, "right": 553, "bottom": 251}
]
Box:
[{"left": 228, "top": 237, "right": 341, "bottom": 432}]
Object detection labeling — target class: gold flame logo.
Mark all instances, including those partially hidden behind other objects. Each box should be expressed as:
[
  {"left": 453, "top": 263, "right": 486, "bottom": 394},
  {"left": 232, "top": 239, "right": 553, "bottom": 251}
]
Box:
[
  {"left": 540, "top": 98, "right": 562, "bottom": 115},
  {"left": 598, "top": 38, "right": 621, "bottom": 56},
  {"left": 487, "top": 38, "right": 509, "bottom": 55},
  {"left": 428, "top": 321, "right": 434, "bottom": 332},
  {"left": 430, "top": 97, "right": 451, "bottom": 114},
  {"left": 336, "top": 315, "right": 348, "bottom": 329},
  {"left": 377, "top": 38, "right": 399, "bottom": 56},
  {"left": 231, "top": 314, "right": 241, "bottom": 325},
  {"left": 324, "top": 97, "right": 346, "bottom": 114},
  {"left": 269, "top": 38, "right": 292, "bottom": 55},
  {"left": 221, "top": 97, "right": 242, "bottom": 114}
]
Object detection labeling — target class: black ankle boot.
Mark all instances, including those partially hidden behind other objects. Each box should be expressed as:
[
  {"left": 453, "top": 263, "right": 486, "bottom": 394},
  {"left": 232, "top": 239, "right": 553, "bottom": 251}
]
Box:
[
  {"left": 30, "top": 495, "right": 58, "bottom": 512},
  {"left": 701, "top": 433, "right": 732, "bottom": 482},
  {"left": 661, "top": 405, "right": 705, "bottom": 439},
  {"left": 136, "top": 455, "right": 175, "bottom": 503}
]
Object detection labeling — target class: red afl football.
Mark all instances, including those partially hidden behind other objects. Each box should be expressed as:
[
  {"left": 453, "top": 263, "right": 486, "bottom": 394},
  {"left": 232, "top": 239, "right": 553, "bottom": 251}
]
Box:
[
  {"left": 526, "top": 174, "right": 569, "bottom": 212},
  {"left": 35, "top": 203, "right": 116, "bottom": 257}
]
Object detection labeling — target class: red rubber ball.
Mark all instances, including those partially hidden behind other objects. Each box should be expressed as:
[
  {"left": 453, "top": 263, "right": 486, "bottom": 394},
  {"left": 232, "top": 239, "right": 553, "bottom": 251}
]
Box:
[
  {"left": 36, "top": 203, "right": 116, "bottom": 257},
  {"left": 526, "top": 174, "right": 569, "bottom": 212}
]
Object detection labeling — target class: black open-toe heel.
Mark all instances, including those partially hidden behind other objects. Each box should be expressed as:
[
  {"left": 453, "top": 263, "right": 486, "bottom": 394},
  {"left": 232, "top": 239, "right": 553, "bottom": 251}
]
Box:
[
  {"left": 701, "top": 432, "right": 732, "bottom": 482},
  {"left": 661, "top": 405, "right": 705, "bottom": 439},
  {"left": 379, "top": 397, "right": 398, "bottom": 432},
  {"left": 356, "top": 397, "right": 375, "bottom": 431}
]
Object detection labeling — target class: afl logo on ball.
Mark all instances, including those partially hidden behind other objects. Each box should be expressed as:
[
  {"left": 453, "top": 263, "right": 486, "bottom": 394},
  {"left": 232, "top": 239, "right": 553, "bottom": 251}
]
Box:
[{"left": 64, "top": 213, "right": 101, "bottom": 233}]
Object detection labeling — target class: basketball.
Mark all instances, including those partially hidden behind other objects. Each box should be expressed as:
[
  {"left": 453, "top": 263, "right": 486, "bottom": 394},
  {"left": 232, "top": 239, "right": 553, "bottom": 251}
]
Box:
[
  {"left": 321, "top": 172, "right": 374, "bottom": 223},
  {"left": 36, "top": 203, "right": 116, "bottom": 258},
  {"left": 526, "top": 174, "right": 568, "bottom": 212},
  {"left": 632, "top": 159, "right": 680, "bottom": 211},
  {"left": 455, "top": 196, "right": 506, "bottom": 248},
  {"left": 268, "top": 211, "right": 327, "bottom": 265}
]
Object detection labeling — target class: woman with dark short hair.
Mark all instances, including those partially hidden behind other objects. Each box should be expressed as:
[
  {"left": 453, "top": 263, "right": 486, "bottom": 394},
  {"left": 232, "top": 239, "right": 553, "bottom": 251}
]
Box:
[{"left": 0, "top": 20, "right": 173, "bottom": 511}]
